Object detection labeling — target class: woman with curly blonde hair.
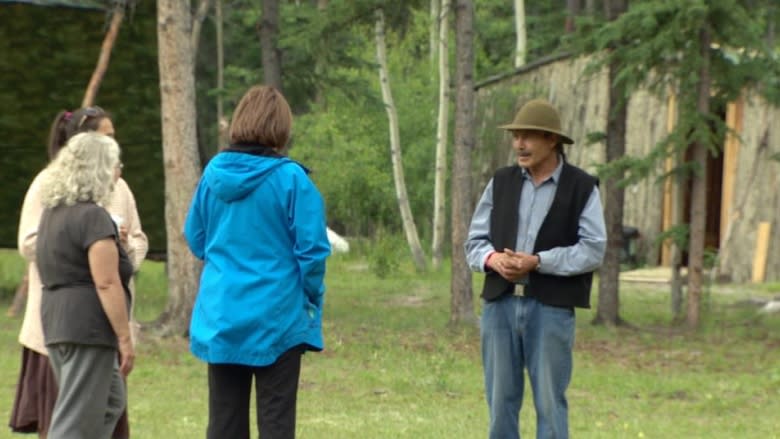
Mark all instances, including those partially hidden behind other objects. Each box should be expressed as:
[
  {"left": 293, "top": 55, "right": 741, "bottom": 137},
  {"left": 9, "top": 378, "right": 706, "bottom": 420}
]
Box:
[
  {"left": 11, "top": 107, "right": 145, "bottom": 439},
  {"left": 39, "top": 134, "right": 120, "bottom": 208},
  {"left": 35, "top": 132, "right": 134, "bottom": 439}
]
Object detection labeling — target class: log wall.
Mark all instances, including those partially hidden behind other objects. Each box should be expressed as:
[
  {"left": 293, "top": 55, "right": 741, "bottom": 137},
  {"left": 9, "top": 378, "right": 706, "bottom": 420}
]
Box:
[{"left": 475, "top": 55, "right": 780, "bottom": 281}]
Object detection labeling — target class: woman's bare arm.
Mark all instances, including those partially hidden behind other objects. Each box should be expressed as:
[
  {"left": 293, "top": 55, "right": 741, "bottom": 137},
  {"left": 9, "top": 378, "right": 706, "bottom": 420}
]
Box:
[{"left": 88, "top": 239, "right": 135, "bottom": 376}]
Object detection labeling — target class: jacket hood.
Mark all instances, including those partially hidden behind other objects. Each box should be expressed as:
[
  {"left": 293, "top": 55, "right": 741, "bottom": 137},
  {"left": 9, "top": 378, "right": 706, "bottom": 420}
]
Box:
[{"left": 203, "top": 152, "right": 295, "bottom": 202}]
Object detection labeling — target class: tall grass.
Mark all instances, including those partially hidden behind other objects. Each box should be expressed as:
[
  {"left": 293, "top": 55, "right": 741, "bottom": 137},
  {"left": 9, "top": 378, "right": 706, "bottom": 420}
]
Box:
[{"left": 1, "top": 247, "right": 779, "bottom": 438}]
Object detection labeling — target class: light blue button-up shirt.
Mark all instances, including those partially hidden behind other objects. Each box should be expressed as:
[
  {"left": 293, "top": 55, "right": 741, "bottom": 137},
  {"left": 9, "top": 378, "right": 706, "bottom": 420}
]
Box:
[{"left": 464, "top": 159, "right": 607, "bottom": 283}]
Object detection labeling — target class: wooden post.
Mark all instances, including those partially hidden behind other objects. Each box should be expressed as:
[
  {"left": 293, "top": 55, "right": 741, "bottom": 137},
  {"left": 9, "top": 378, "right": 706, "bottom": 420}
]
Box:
[
  {"left": 751, "top": 222, "right": 771, "bottom": 283},
  {"left": 661, "top": 92, "right": 677, "bottom": 266},
  {"left": 720, "top": 97, "right": 743, "bottom": 243}
]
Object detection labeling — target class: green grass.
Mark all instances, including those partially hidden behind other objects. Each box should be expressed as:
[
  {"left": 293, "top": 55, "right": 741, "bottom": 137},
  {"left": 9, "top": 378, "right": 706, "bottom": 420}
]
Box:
[{"left": 1, "top": 248, "right": 779, "bottom": 438}]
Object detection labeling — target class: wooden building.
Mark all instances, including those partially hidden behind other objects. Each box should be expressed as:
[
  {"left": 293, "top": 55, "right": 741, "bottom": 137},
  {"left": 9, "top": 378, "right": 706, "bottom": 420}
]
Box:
[{"left": 474, "top": 54, "right": 780, "bottom": 283}]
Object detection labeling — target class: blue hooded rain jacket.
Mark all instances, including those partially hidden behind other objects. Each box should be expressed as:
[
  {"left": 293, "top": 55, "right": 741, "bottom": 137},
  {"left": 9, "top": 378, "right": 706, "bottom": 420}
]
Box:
[{"left": 184, "top": 151, "right": 330, "bottom": 366}]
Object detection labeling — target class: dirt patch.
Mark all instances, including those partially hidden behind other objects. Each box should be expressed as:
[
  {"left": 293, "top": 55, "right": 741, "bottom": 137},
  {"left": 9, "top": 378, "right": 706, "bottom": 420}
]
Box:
[{"left": 388, "top": 295, "right": 427, "bottom": 307}]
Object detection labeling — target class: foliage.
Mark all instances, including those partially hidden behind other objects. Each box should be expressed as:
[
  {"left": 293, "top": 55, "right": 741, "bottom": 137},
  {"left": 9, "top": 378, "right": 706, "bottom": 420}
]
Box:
[
  {"left": 570, "top": 0, "right": 780, "bottom": 187},
  {"left": 0, "top": 0, "right": 104, "bottom": 8},
  {"left": 292, "top": 9, "right": 440, "bottom": 241},
  {"left": 367, "top": 232, "right": 405, "bottom": 278},
  {"left": 4, "top": 0, "right": 774, "bottom": 255},
  {"left": 1, "top": 249, "right": 780, "bottom": 437},
  {"left": 0, "top": 2, "right": 164, "bottom": 250},
  {"left": 474, "top": 0, "right": 570, "bottom": 77}
]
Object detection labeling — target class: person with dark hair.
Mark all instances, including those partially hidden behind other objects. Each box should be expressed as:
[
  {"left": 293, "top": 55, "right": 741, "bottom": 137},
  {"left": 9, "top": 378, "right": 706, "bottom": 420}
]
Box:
[
  {"left": 184, "top": 85, "right": 330, "bottom": 439},
  {"left": 10, "top": 107, "right": 147, "bottom": 439},
  {"left": 465, "top": 99, "right": 607, "bottom": 439}
]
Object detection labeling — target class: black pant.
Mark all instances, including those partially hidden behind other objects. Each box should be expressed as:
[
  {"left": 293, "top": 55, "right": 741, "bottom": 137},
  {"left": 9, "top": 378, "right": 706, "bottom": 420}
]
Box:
[{"left": 207, "top": 347, "right": 303, "bottom": 439}]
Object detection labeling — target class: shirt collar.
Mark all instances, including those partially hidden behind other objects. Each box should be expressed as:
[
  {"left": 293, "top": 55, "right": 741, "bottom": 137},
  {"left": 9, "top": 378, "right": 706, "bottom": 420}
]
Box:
[{"left": 521, "top": 154, "right": 564, "bottom": 184}]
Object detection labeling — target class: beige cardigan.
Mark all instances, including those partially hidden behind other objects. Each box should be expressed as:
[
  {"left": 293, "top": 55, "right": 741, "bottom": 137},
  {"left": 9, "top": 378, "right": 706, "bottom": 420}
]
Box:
[{"left": 17, "top": 171, "right": 148, "bottom": 354}]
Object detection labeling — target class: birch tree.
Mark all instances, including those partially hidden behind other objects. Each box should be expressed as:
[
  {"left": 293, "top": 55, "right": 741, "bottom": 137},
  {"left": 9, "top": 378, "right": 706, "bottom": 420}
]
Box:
[
  {"left": 431, "top": 0, "right": 450, "bottom": 269},
  {"left": 513, "top": 0, "right": 526, "bottom": 67},
  {"left": 450, "top": 0, "right": 475, "bottom": 324},
  {"left": 430, "top": 0, "right": 440, "bottom": 62},
  {"left": 156, "top": 0, "right": 203, "bottom": 336},
  {"left": 191, "top": 0, "right": 212, "bottom": 60},
  {"left": 375, "top": 8, "right": 427, "bottom": 272}
]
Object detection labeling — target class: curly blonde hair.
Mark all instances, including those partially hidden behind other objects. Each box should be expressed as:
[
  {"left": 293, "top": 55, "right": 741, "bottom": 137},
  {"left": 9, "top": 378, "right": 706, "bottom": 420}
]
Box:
[{"left": 40, "top": 132, "right": 121, "bottom": 208}]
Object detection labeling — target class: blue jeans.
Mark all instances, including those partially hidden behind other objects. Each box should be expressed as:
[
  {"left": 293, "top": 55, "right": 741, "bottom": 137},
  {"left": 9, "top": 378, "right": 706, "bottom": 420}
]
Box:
[{"left": 481, "top": 295, "right": 575, "bottom": 439}]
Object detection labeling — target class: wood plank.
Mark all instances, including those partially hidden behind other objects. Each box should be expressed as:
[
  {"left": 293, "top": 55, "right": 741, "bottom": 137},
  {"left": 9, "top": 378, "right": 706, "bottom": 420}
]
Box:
[
  {"left": 752, "top": 221, "right": 771, "bottom": 283},
  {"left": 720, "top": 97, "right": 743, "bottom": 242}
]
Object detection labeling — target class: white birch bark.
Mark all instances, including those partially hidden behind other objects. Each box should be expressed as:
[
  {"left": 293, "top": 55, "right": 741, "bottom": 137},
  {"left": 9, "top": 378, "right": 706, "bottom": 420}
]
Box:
[
  {"left": 432, "top": 0, "right": 450, "bottom": 268},
  {"left": 191, "top": 0, "right": 212, "bottom": 60},
  {"left": 375, "top": 9, "right": 427, "bottom": 272},
  {"left": 513, "top": 0, "right": 527, "bottom": 68},
  {"left": 430, "top": 0, "right": 440, "bottom": 63}
]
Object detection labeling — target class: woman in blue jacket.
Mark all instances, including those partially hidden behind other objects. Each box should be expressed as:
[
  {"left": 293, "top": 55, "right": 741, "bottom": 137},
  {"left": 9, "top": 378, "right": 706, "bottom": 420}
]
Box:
[{"left": 184, "top": 85, "right": 330, "bottom": 439}]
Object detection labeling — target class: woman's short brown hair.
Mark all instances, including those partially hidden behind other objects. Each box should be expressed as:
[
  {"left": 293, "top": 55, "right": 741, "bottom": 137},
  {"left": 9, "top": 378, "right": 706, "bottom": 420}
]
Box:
[{"left": 229, "top": 85, "right": 292, "bottom": 149}]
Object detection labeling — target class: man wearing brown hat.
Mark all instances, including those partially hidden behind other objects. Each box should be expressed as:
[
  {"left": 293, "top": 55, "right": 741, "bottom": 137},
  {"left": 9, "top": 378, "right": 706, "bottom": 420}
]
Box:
[{"left": 465, "top": 99, "right": 606, "bottom": 439}]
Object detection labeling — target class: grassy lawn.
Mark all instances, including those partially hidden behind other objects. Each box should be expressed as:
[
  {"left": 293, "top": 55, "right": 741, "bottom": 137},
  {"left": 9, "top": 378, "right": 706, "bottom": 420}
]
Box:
[{"left": 1, "top": 248, "right": 779, "bottom": 438}]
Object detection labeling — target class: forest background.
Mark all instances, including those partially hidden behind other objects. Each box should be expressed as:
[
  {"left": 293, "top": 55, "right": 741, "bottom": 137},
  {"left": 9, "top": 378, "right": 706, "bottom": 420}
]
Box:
[
  {"left": 1, "top": 0, "right": 779, "bottom": 332},
  {"left": 1, "top": 2, "right": 780, "bottom": 436},
  {"left": 0, "top": 0, "right": 585, "bottom": 252}
]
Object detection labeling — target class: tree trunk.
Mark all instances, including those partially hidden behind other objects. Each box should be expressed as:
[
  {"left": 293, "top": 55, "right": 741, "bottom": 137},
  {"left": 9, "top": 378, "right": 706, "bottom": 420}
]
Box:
[
  {"left": 670, "top": 171, "right": 685, "bottom": 321},
  {"left": 513, "top": 0, "right": 526, "bottom": 67},
  {"left": 374, "top": 8, "right": 427, "bottom": 272},
  {"left": 156, "top": 0, "right": 203, "bottom": 337},
  {"left": 664, "top": 92, "right": 685, "bottom": 321},
  {"left": 565, "top": 0, "right": 580, "bottom": 33},
  {"left": 314, "top": 0, "right": 329, "bottom": 106},
  {"left": 430, "top": 0, "right": 440, "bottom": 63},
  {"left": 593, "top": 90, "right": 626, "bottom": 326},
  {"left": 82, "top": 3, "right": 124, "bottom": 107},
  {"left": 191, "top": 0, "right": 212, "bottom": 60},
  {"left": 431, "top": 0, "right": 450, "bottom": 270},
  {"left": 450, "top": 0, "right": 476, "bottom": 325},
  {"left": 592, "top": 0, "right": 626, "bottom": 327},
  {"left": 192, "top": 0, "right": 213, "bottom": 164},
  {"left": 260, "top": 0, "right": 282, "bottom": 91},
  {"left": 686, "top": 28, "right": 712, "bottom": 330},
  {"left": 585, "top": 0, "right": 597, "bottom": 15},
  {"left": 216, "top": 0, "right": 227, "bottom": 147}
]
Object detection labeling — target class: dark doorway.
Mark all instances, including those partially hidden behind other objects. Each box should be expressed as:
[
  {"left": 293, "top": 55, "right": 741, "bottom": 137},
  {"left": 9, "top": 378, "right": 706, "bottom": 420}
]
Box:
[{"left": 681, "top": 103, "right": 726, "bottom": 264}]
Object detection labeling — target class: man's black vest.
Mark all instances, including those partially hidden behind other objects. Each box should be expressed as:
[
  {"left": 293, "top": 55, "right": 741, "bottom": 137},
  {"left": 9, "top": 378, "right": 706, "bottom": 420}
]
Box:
[{"left": 481, "top": 163, "right": 597, "bottom": 308}]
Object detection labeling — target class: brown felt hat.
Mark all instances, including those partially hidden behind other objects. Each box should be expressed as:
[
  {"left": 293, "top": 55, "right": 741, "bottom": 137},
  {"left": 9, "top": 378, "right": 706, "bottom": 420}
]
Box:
[{"left": 498, "top": 99, "right": 574, "bottom": 144}]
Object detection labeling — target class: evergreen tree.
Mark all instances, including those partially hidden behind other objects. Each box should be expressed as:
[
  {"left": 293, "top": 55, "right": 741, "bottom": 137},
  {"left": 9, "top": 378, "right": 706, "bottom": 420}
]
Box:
[{"left": 573, "top": 0, "right": 780, "bottom": 328}]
